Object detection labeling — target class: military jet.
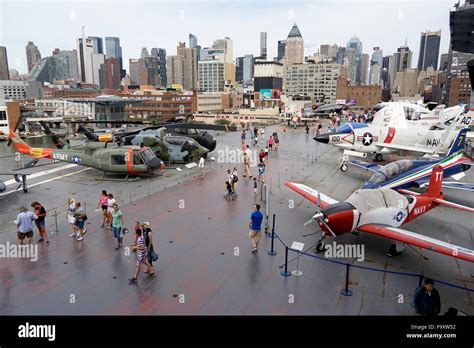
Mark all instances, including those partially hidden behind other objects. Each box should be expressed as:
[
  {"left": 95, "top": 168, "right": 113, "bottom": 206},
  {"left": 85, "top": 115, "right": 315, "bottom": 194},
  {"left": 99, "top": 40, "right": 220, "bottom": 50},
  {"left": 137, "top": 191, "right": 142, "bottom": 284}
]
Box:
[{"left": 8, "top": 130, "right": 164, "bottom": 178}]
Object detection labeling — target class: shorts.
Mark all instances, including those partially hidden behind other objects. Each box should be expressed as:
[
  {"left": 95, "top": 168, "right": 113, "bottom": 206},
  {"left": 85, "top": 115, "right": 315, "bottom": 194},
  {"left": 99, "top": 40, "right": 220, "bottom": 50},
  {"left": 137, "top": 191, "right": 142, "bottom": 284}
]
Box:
[
  {"left": 68, "top": 215, "right": 76, "bottom": 224},
  {"left": 249, "top": 229, "right": 262, "bottom": 242},
  {"left": 18, "top": 231, "right": 33, "bottom": 239},
  {"left": 75, "top": 220, "right": 85, "bottom": 229},
  {"left": 36, "top": 220, "right": 45, "bottom": 227},
  {"left": 101, "top": 205, "right": 107, "bottom": 211},
  {"left": 269, "top": 144, "right": 273, "bottom": 148}
]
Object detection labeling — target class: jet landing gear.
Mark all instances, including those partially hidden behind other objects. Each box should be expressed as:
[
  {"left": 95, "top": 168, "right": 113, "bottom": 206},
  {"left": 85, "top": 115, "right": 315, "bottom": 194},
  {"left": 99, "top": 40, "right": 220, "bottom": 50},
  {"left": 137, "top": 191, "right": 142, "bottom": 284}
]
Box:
[
  {"left": 338, "top": 156, "right": 348, "bottom": 172},
  {"left": 374, "top": 153, "right": 384, "bottom": 162}
]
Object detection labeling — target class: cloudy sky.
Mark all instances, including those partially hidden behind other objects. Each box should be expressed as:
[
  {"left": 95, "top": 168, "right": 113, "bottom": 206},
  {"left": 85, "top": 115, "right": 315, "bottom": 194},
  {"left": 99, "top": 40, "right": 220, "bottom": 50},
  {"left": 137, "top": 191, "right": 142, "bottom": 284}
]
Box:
[{"left": 0, "top": 0, "right": 454, "bottom": 74}]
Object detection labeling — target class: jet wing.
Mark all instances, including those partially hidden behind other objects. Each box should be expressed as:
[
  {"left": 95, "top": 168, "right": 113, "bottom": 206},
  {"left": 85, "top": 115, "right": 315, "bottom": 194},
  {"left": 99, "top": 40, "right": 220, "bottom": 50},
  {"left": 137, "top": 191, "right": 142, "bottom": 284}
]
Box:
[
  {"left": 413, "top": 178, "right": 474, "bottom": 191},
  {"left": 349, "top": 160, "right": 382, "bottom": 173},
  {"left": 285, "top": 182, "right": 339, "bottom": 208},
  {"left": 373, "top": 142, "right": 436, "bottom": 154},
  {"left": 398, "top": 188, "right": 474, "bottom": 212},
  {"left": 358, "top": 224, "right": 474, "bottom": 262}
]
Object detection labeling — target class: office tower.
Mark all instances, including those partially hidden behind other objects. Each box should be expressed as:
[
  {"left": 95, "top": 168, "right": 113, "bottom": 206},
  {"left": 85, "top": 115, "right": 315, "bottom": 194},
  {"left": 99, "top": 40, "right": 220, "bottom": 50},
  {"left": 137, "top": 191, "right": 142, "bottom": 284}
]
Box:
[
  {"left": 105, "top": 37, "right": 125, "bottom": 78},
  {"left": 346, "top": 35, "right": 363, "bottom": 56},
  {"left": 260, "top": 32, "right": 267, "bottom": 59},
  {"left": 283, "top": 23, "right": 304, "bottom": 65},
  {"left": 277, "top": 40, "right": 286, "bottom": 61},
  {"left": 335, "top": 46, "right": 346, "bottom": 64},
  {"left": 198, "top": 60, "right": 224, "bottom": 92},
  {"left": 189, "top": 33, "right": 198, "bottom": 49},
  {"left": 176, "top": 42, "right": 198, "bottom": 89},
  {"left": 0, "top": 46, "right": 10, "bottom": 80},
  {"left": 88, "top": 36, "right": 103, "bottom": 54},
  {"left": 166, "top": 55, "right": 184, "bottom": 86},
  {"left": 140, "top": 55, "right": 160, "bottom": 86},
  {"left": 439, "top": 53, "right": 449, "bottom": 71},
  {"left": 141, "top": 47, "right": 149, "bottom": 58},
  {"left": 243, "top": 54, "right": 254, "bottom": 84},
  {"left": 320, "top": 44, "right": 338, "bottom": 60},
  {"left": 418, "top": 30, "right": 441, "bottom": 70},
  {"left": 25, "top": 42, "right": 41, "bottom": 73},
  {"left": 345, "top": 48, "right": 357, "bottom": 84},
  {"left": 151, "top": 48, "right": 167, "bottom": 87},
  {"left": 129, "top": 59, "right": 141, "bottom": 85},
  {"left": 371, "top": 47, "right": 383, "bottom": 66},
  {"left": 28, "top": 50, "right": 79, "bottom": 83},
  {"left": 99, "top": 57, "right": 121, "bottom": 89},
  {"left": 91, "top": 53, "right": 105, "bottom": 85},
  {"left": 235, "top": 57, "right": 244, "bottom": 83},
  {"left": 77, "top": 37, "right": 94, "bottom": 83}
]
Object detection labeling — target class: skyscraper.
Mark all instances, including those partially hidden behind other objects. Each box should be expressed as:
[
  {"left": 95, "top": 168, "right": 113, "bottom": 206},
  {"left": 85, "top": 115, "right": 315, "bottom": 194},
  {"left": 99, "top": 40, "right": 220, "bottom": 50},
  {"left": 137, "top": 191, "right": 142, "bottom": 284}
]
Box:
[
  {"left": 141, "top": 47, "right": 149, "bottom": 58},
  {"left": 235, "top": 57, "right": 244, "bottom": 83},
  {"left": 371, "top": 47, "right": 383, "bottom": 66},
  {"left": 277, "top": 40, "right": 286, "bottom": 61},
  {"left": 28, "top": 50, "right": 79, "bottom": 83},
  {"left": 176, "top": 42, "right": 198, "bottom": 89},
  {"left": 89, "top": 37, "right": 103, "bottom": 54},
  {"left": 166, "top": 55, "right": 184, "bottom": 86},
  {"left": 417, "top": 30, "right": 441, "bottom": 70},
  {"left": 105, "top": 37, "right": 125, "bottom": 78},
  {"left": 151, "top": 48, "right": 167, "bottom": 87},
  {"left": 243, "top": 54, "right": 254, "bottom": 84},
  {"left": 77, "top": 37, "right": 94, "bottom": 83},
  {"left": 346, "top": 35, "right": 363, "bottom": 56},
  {"left": 189, "top": 33, "right": 198, "bottom": 49},
  {"left": 320, "top": 44, "right": 337, "bottom": 60},
  {"left": 129, "top": 59, "right": 141, "bottom": 85},
  {"left": 99, "top": 57, "right": 121, "bottom": 89},
  {"left": 140, "top": 55, "right": 160, "bottom": 86},
  {"left": 260, "top": 32, "right": 267, "bottom": 59},
  {"left": 282, "top": 23, "right": 304, "bottom": 66},
  {"left": 345, "top": 48, "right": 357, "bottom": 84},
  {"left": 25, "top": 42, "right": 41, "bottom": 73},
  {"left": 0, "top": 46, "right": 10, "bottom": 80}
]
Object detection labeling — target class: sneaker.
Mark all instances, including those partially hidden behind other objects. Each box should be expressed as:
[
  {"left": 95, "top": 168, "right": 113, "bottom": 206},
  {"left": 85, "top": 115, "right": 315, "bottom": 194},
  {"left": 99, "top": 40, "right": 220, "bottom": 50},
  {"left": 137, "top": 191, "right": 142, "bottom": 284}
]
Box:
[
  {"left": 252, "top": 247, "right": 258, "bottom": 253},
  {"left": 77, "top": 236, "right": 84, "bottom": 241},
  {"left": 37, "top": 238, "right": 44, "bottom": 243},
  {"left": 120, "top": 237, "right": 123, "bottom": 244},
  {"left": 69, "top": 233, "right": 76, "bottom": 238}
]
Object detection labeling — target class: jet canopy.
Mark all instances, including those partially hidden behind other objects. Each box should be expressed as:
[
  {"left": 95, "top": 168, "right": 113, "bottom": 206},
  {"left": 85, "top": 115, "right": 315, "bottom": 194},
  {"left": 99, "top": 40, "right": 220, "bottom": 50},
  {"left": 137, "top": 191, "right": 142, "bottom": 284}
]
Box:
[
  {"left": 368, "top": 160, "right": 414, "bottom": 184},
  {"left": 346, "top": 188, "right": 409, "bottom": 214},
  {"left": 333, "top": 122, "right": 368, "bottom": 134}
]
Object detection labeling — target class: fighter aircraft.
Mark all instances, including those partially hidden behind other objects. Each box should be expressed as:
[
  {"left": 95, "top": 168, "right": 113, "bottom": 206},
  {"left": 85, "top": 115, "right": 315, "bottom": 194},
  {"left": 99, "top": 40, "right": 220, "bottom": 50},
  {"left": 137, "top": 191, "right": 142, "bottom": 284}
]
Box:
[
  {"left": 286, "top": 166, "right": 474, "bottom": 262},
  {"left": 351, "top": 128, "right": 474, "bottom": 191},
  {"left": 8, "top": 130, "right": 164, "bottom": 177},
  {"left": 315, "top": 107, "right": 471, "bottom": 171}
]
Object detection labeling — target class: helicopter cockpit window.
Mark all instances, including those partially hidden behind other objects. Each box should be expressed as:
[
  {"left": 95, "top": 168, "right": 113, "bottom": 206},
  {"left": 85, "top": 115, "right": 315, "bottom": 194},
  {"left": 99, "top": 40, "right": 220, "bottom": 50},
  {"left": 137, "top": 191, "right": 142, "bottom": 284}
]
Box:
[
  {"left": 133, "top": 153, "right": 143, "bottom": 165},
  {"left": 187, "top": 128, "right": 198, "bottom": 135},
  {"left": 140, "top": 149, "right": 156, "bottom": 163},
  {"left": 111, "top": 155, "right": 126, "bottom": 165},
  {"left": 182, "top": 139, "right": 198, "bottom": 152}
]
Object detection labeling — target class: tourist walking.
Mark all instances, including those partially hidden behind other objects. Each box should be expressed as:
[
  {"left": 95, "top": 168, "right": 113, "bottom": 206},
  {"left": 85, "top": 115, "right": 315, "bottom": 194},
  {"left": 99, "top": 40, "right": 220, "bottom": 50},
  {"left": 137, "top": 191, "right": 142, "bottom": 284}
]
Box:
[
  {"left": 107, "top": 193, "right": 117, "bottom": 229},
  {"left": 129, "top": 227, "right": 154, "bottom": 282},
  {"left": 414, "top": 278, "right": 441, "bottom": 316},
  {"left": 248, "top": 204, "right": 264, "bottom": 253},
  {"left": 142, "top": 222, "right": 157, "bottom": 269},
  {"left": 67, "top": 198, "right": 77, "bottom": 236},
  {"left": 224, "top": 181, "right": 234, "bottom": 200},
  {"left": 31, "top": 201, "right": 49, "bottom": 244},
  {"left": 268, "top": 135, "right": 274, "bottom": 151},
  {"left": 243, "top": 152, "right": 251, "bottom": 178},
  {"left": 15, "top": 206, "right": 37, "bottom": 250},
  {"left": 258, "top": 160, "right": 265, "bottom": 183},
  {"left": 253, "top": 177, "right": 258, "bottom": 196},
  {"left": 111, "top": 204, "right": 124, "bottom": 249},
  {"left": 232, "top": 167, "right": 239, "bottom": 195},
  {"left": 97, "top": 190, "right": 109, "bottom": 227},
  {"left": 74, "top": 202, "right": 87, "bottom": 241}
]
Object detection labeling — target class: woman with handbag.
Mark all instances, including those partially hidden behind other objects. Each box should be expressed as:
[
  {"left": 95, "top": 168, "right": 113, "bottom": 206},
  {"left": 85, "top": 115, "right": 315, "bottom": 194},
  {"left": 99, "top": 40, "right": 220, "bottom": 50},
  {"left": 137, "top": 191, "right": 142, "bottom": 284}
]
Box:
[
  {"left": 142, "top": 222, "right": 158, "bottom": 269},
  {"left": 129, "top": 226, "right": 154, "bottom": 282}
]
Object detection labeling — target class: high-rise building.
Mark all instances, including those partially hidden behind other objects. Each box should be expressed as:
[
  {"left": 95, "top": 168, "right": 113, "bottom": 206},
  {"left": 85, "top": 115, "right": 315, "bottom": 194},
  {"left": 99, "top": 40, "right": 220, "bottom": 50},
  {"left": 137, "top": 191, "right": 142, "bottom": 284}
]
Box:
[
  {"left": 284, "top": 62, "right": 346, "bottom": 103},
  {"left": 235, "top": 57, "right": 244, "bottom": 83},
  {"left": 371, "top": 47, "right": 383, "bottom": 66},
  {"left": 198, "top": 60, "right": 225, "bottom": 92},
  {"left": 176, "top": 42, "right": 198, "bottom": 89},
  {"left": 346, "top": 35, "right": 363, "bottom": 56},
  {"left": 439, "top": 53, "right": 449, "bottom": 71},
  {"left": 0, "top": 46, "right": 10, "bottom": 80},
  {"left": 369, "top": 64, "right": 381, "bottom": 85},
  {"left": 91, "top": 53, "right": 105, "bottom": 86},
  {"left": 212, "top": 37, "right": 233, "bottom": 64},
  {"left": 320, "top": 44, "right": 337, "bottom": 60},
  {"left": 99, "top": 57, "right": 121, "bottom": 89},
  {"left": 151, "top": 48, "right": 167, "bottom": 88},
  {"left": 77, "top": 37, "right": 94, "bottom": 83},
  {"left": 243, "top": 54, "right": 254, "bottom": 84},
  {"left": 166, "top": 55, "right": 184, "bottom": 86},
  {"left": 335, "top": 47, "right": 346, "bottom": 64},
  {"left": 358, "top": 53, "right": 370, "bottom": 85},
  {"left": 105, "top": 37, "right": 125, "bottom": 78},
  {"left": 28, "top": 50, "right": 79, "bottom": 83},
  {"left": 189, "top": 33, "right": 198, "bottom": 49},
  {"left": 388, "top": 45, "right": 413, "bottom": 87},
  {"left": 25, "top": 42, "right": 41, "bottom": 73},
  {"left": 260, "top": 32, "right": 267, "bottom": 59},
  {"left": 344, "top": 48, "right": 357, "bottom": 84},
  {"left": 283, "top": 23, "right": 304, "bottom": 65},
  {"left": 129, "top": 59, "right": 141, "bottom": 85},
  {"left": 417, "top": 30, "right": 441, "bottom": 71},
  {"left": 88, "top": 37, "right": 103, "bottom": 54},
  {"left": 140, "top": 55, "right": 160, "bottom": 86},
  {"left": 141, "top": 47, "right": 149, "bottom": 58},
  {"left": 277, "top": 40, "right": 286, "bottom": 61}
]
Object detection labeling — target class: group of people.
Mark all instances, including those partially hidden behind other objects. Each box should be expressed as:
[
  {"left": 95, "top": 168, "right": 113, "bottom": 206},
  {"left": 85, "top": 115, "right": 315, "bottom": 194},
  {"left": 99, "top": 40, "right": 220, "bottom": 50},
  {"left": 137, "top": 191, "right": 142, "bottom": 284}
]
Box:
[
  {"left": 329, "top": 108, "right": 372, "bottom": 128},
  {"left": 14, "top": 201, "right": 49, "bottom": 248}
]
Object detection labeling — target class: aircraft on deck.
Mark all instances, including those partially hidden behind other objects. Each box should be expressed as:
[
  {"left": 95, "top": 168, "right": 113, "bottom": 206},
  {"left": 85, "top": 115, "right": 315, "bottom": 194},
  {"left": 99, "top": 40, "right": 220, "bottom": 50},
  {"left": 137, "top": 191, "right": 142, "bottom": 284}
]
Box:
[
  {"left": 351, "top": 128, "right": 474, "bottom": 191},
  {"left": 8, "top": 130, "right": 164, "bottom": 178},
  {"left": 315, "top": 108, "right": 471, "bottom": 171},
  {"left": 286, "top": 166, "right": 474, "bottom": 262}
]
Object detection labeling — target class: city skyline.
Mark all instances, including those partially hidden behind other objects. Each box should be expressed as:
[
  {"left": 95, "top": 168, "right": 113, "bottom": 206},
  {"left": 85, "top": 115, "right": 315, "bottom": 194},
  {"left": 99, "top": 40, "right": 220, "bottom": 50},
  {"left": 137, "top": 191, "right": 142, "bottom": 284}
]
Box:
[{"left": 1, "top": 0, "right": 452, "bottom": 75}]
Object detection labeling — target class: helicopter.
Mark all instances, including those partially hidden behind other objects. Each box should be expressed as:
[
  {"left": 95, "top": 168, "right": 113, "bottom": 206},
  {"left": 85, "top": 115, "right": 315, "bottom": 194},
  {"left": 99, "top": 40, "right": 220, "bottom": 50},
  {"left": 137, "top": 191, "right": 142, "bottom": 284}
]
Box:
[{"left": 8, "top": 129, "right": 164, "bottom": 179}]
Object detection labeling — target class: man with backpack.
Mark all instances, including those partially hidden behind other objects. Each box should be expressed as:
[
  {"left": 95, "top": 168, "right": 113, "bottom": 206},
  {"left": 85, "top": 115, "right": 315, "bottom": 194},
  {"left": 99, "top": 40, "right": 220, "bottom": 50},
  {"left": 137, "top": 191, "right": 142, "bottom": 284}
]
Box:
[{"left": 74, "top": 201, "right": 87, "bottom": 241}]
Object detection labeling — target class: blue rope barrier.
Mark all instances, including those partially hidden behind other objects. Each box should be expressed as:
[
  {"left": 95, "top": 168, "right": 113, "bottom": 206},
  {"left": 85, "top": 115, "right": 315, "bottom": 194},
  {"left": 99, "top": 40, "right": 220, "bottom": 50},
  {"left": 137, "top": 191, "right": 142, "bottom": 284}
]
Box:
[{"left": 273, "top": 231, "right": 474, "bottom": 293}]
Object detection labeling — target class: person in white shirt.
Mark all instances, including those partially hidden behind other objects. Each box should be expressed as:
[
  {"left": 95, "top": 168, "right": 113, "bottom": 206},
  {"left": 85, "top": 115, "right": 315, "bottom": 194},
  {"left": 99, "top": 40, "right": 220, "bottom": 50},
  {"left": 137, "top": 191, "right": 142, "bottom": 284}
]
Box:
[
  {"left": 107, "top": 193, "right": 117, "bottom": 229},
  {"left": 198, "top": 156, "right": 205, "bottom": 179}
]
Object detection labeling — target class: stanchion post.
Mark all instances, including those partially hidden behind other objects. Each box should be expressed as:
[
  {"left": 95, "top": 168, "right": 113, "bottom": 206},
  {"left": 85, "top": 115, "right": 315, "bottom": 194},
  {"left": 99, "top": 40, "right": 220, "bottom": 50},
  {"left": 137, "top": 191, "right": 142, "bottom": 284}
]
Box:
[
  {"left": 260, "top": 182, "right": 263, "bottom": 202},
  {"left": 268, "top": 214, "right": 277, "bottom": 256},
  {"left": 340, "top": 263, "right": 353, "bottom": 296},
  {"left": 281, "top": 246, "right": 291, "bottom": 277},
  {"left": 54, "top": 210, "right": 58, "bottom": 233},
  {"left": 264, "top": 184, "right": 269, "bottom": 235}
]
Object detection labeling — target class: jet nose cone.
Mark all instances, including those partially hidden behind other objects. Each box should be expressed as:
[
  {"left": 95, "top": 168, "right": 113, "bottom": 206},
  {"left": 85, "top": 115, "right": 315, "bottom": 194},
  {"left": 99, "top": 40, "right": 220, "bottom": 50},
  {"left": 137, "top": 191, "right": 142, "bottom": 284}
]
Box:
[{"left": 314, "top": 133, "right": 329, "bottom": 144}]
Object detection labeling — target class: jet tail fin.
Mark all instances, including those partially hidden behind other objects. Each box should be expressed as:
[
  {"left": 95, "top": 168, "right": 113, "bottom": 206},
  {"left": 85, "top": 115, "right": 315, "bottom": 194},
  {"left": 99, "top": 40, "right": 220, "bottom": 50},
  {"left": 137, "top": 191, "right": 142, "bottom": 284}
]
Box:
[
  {"left": 426, "top": 165, "right": 444, "bottom": 197},
  {"left": 447, "top": 128, "right": 468, "bottom": 156}
]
